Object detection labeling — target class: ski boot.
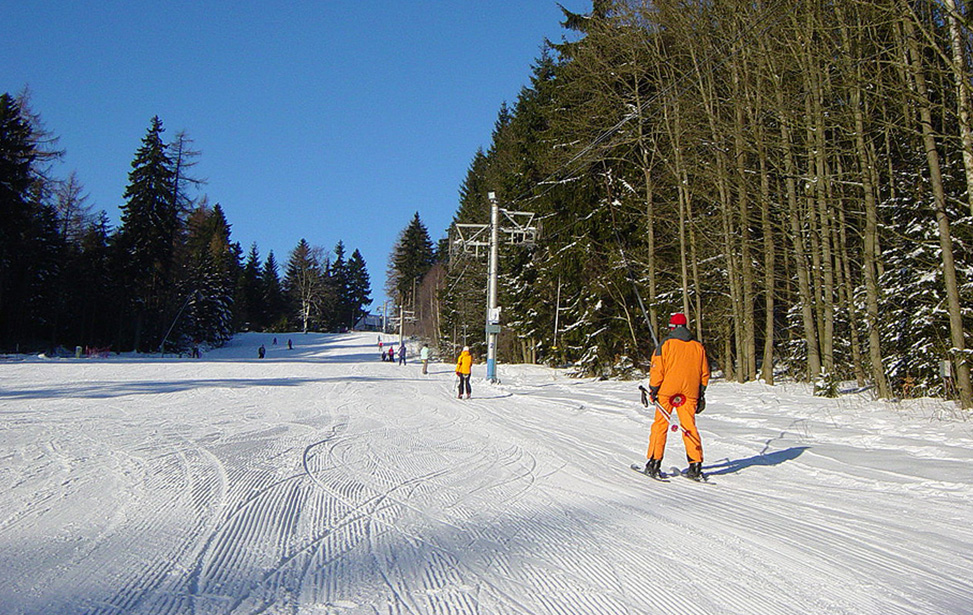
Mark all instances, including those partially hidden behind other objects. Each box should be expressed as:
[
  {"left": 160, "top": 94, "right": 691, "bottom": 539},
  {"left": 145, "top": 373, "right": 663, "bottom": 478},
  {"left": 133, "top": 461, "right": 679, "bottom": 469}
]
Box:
[
  {"left": 644, "top": 458, "right": 663, "bottom": 479},
  {"left": 686, "top": 462, "right": 704, "bottom": 481}
]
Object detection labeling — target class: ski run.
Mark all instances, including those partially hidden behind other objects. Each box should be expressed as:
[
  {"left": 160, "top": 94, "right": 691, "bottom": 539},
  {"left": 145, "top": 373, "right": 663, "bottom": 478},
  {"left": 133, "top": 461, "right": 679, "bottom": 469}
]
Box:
[{"left": 1, "top": 332, "right": 971, "bottom": 615}]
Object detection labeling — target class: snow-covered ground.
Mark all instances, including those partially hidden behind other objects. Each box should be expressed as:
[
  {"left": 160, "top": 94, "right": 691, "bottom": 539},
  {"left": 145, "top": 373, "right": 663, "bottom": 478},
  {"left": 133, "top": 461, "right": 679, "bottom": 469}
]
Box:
[{"left": 1, "top": 332, "right": 971, "bottom": 615}]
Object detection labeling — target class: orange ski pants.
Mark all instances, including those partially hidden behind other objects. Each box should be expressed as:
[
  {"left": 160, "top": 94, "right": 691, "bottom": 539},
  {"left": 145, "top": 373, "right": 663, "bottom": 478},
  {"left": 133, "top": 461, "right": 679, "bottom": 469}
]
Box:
[{"left": 647, "top": 394, "right": 703, "bottom": 463}]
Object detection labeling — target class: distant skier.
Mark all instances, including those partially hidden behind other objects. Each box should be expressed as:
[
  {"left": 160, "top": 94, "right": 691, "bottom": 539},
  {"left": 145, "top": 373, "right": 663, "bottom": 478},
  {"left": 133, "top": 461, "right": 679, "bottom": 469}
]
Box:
[
  {"left": 388, "top": 346, "right": 395, "bottom": 363},
  {"left": 288, "top": 339, "right": 293, "bottom": 350},
  {"left": 258, "top": 344, "right": 266, "bottom": 359},
  {"left": 420, "top": 343, "right": 430, "bottom": 375},
  {"left": 640, "top": 313, "right": 710, "bottom": 480},
  {"left": 398, "top": 342, "right": 407, "bottom": 365},
  {"left": 456, "top": 346, "right": 472, "bottom": 399}
]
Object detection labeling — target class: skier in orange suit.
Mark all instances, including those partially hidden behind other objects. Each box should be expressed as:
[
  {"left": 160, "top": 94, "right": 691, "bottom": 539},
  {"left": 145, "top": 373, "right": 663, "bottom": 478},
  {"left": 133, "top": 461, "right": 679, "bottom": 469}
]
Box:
[{"left": 642, "top": 313, "right": 710, "bottom": 480}]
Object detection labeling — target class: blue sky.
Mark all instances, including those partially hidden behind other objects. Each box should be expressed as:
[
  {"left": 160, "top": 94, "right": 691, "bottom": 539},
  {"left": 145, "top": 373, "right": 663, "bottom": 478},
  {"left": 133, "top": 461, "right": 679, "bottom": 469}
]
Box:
[{"left": 4, "top": 1, "right": 587, "bottom": 307}]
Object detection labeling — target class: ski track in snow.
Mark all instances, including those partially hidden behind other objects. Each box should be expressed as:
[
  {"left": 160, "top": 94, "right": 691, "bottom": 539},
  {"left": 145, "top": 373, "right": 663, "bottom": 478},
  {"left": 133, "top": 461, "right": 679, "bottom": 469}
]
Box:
[{"left": 1, "top": 332, "right": 971, "bottom": 614}]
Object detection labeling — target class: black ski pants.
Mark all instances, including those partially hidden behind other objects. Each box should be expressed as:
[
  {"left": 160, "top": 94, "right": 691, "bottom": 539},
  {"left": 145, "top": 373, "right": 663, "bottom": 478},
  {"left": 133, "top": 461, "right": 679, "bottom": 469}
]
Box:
[{"left": 457, "top": 373, "right": 471, "bottom": 397}]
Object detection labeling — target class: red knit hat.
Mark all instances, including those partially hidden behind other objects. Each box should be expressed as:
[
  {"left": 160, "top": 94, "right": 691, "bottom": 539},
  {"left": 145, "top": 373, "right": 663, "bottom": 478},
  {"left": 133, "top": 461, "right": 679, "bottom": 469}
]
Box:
[{"left": 669, "top": 313, "right": 688, "bottom": 327}]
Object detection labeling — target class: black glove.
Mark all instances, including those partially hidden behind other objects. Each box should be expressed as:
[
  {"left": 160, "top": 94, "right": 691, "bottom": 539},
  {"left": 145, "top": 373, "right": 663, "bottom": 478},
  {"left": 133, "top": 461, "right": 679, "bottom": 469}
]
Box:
[
  {"left": 639, "top": 385, "right": 660, "bottom": 406},
  {"left": 697, "top": 385, "right": 706, "bottom": 413}
]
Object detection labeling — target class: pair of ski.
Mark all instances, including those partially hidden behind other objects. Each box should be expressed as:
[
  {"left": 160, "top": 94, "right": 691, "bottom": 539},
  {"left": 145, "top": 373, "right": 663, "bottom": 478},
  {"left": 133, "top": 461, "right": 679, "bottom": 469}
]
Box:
[{"left": 629, "top": 462, "right": 713, "bottom": 484}]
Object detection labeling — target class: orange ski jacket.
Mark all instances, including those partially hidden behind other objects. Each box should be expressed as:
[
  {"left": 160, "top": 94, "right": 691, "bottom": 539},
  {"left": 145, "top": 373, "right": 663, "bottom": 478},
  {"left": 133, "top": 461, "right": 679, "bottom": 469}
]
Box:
[
  {"left": 456, "top": 351, "right": 473, "bottom": 375},
  {"left": 649, "top": 327, "right": 710, "bottom": 399}
]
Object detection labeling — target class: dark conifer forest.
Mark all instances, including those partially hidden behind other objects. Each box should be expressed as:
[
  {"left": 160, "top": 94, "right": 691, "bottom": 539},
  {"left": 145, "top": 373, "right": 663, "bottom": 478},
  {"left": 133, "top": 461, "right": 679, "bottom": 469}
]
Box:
[{"left": 0, "top": 96, "right": 371, "bottom": 355}]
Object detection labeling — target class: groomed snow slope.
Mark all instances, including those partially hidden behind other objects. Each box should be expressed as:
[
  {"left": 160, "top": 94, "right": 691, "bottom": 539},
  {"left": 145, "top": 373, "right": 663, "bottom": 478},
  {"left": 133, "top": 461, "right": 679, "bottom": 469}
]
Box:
[{"left": 1, "top": 332, "right": 971, "bottom": 615}]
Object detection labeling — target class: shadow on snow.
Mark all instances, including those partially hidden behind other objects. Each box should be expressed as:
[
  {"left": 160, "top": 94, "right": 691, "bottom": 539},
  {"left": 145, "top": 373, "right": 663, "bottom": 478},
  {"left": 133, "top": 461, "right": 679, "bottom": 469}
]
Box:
[{"left": 704, "top": 446, "right": 810, "bottom": 476}]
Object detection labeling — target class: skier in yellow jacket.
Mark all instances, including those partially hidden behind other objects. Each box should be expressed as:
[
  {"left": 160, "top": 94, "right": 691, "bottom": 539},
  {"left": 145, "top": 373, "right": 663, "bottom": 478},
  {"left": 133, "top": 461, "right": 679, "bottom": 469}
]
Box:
[
  {"left": 456, "top": 346, "right": 473, "bottom": 399},
  {"left": 642, "top": 313, "right": 710, "bottom": 480}
]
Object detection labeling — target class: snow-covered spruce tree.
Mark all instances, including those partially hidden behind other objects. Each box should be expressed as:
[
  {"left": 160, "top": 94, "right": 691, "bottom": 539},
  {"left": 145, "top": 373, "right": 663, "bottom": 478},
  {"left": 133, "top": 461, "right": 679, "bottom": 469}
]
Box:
[
  {"left": 489, "top": 51, "right": 563, "bottom": 367},
  {"left": 503, "top": 246, "right": 543, "bottom": 365},
  {"left": 175, "top": 202, "right": 237, "bottom": 350},
  {"left": 437, "top": 249, "right": 485, "bottom": 357},
  {"left": 877, "top": 156, "right": 972, "bottom": 398}
]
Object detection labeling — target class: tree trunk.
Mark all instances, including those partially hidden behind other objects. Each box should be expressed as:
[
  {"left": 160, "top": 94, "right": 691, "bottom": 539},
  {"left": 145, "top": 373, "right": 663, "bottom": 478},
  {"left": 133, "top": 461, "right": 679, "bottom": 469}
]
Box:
[
  {"left": 687, "top": 183, "right": 704, "bottom": 343},
  {"left": 663, "top": 93, "right": 693, "bottom": 321},
  {"left": 836, "top": 194, "right": 867, "bottom": 387},
  {"left": 943, "top": 0, "right": 973, "bottom": 217},
  {"left": 839, "top": 10, "right": 890, "bottom": 398},
  {"left": 902, "top": 14, "right": 973, "bottom": 409},
  {"left": 758, "top": 133, "right": 776, "bottom": 385},
  {"left": 731, "top": 52, "right": 757, "bottom": 382},
  {"left": 777, "top": 82, "right": 821, "bottom": 380},
  {"left": 753, "top": 37, "right": 776, "bottom": 385},
  {"left": 808, "top": 53, "right": 836, "bottom": 377},
  {"left": 634, "top": 76, "right": 660, "bottom": 339}
]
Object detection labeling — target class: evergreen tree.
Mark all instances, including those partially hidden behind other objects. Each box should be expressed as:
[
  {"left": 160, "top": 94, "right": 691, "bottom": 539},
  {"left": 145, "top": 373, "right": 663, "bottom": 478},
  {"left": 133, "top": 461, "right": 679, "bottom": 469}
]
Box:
[
  {"left": 236, "top": 243, "right": 263, "bottom": 330},
  {"left": 387, "top": 212, "right": 435, "bottom": 311},
  {"left": 347, "top": 248, "right": 372, "bottom": 329},
  {"left": 0, "top": 92, "right": 37, "bottom": 349},
  {"left": 73, "top": 213, "right": 113, "bottom": 347},
  {"left": 0, "top": 92, "right": 64, "bottom": 351},
  {"left": 284, "top": 239, "right": 324, "bottom": 333},
  {"left": 441, "top": 154, "right": 491, "bottom": 354},
  {"left": 177, "top": 201, "right": 236, "bottom": 349},
  {"left": 116, "top": 116, "right": 181, "bottom": 351},
  {"left": 327, "top": 240, "right": 369, "bottom": 330},
  {"left": 322, "top": 241, "right": 347, "bottom": 330},
  {"left": 261, "top": 251, "right": 287, "bottom": 330},
  {"left": 454, "top": 149, "right": 491, "bottom": 224},
  {"left": 22, "top": 197, "right": 64, "bottom": 348}
]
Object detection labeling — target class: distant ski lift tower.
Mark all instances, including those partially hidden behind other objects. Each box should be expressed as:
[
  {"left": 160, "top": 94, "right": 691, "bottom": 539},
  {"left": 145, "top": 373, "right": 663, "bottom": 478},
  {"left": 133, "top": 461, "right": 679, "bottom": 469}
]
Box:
[
  {"left": 486, "top": 193, "right": 501, "bottom": 382},
  {"left": 451, "top": 192, "right": 538, "bottom": 383}
]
